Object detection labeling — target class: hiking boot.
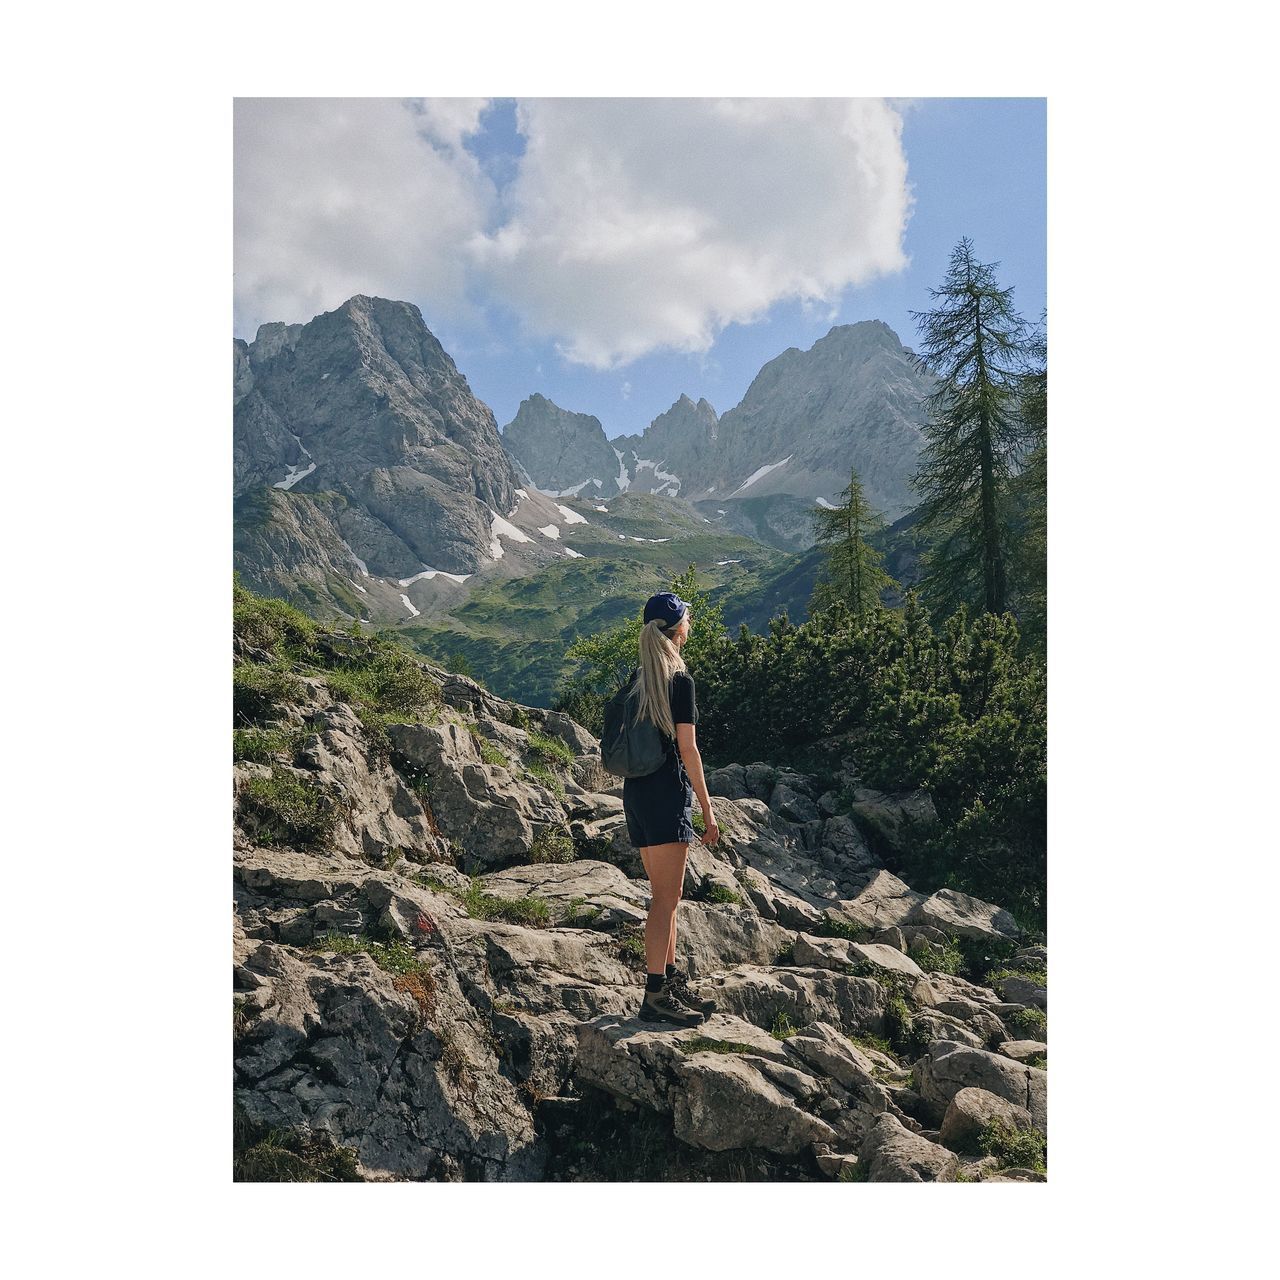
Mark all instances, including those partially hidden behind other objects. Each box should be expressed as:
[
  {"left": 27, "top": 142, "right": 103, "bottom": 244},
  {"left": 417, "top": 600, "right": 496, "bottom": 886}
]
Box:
[
  {"left": 639, "top": 985, "right": 706, "bottom": 1027},
  {"left": 665, "top": 971, "right": 718, "bottom": 1016}
]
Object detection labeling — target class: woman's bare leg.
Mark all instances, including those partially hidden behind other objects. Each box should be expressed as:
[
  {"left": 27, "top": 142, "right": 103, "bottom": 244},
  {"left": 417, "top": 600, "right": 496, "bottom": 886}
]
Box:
[{"left": 640, "top": 841, "right": 689, "bottom": 976}]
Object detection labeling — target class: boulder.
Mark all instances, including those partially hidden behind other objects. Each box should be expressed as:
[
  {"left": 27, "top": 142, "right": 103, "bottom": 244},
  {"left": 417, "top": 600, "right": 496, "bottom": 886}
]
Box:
[
  {"left": 672, "top": 1053, "right": 837, "bottom": 1156},
  {"left": 939, "top": 1086, "right": 1035, "bottom": 1154},
  {"left": 701, "top": 964, "right": 886, "bottom": 1039},
  {"left": 770, "top": 782, "right": 820, "bottom": 825},
  {"left": 996, "top": 973, "right": 1047, "bottom": 1010},
  {"left": 792, "top": 933, "right": 927, "bottom": 982},
  {"left": 388, "top": 721, "right": 566, "bottom": 871},
  {"left": 916, "top": 1041, "right": 1048, "bottom": 1133},
  {"left": 859, "top": 1113, "right": 959, "bottom": 1182},
  {"left": 846, "top": 786, "right": 938, "bottom": 858},
  {"left": 818, "top": 814, "right": 878, "bottom": 872},
  {"left": 732, "top": 865, "right": 825, "bottom": 931},
  {"left": 907, "top": 887, "right": 1021, "bottom": 942},
  {"left": 998, "top": 1039, "right": 1048, "bottom": 1064},
  {"left": 823, "top": 870, "right": 927, "bottom": 931},
  {"left": 480, "top": 859, "right": 649, "bottom": 928}
]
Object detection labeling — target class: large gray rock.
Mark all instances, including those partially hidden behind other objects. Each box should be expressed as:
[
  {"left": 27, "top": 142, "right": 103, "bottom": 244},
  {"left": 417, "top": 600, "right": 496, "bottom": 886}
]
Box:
[
  {"left": 824, "top": 870, "right": 927, "bottom": 931},
  {"left": 907, "top": 887, "right": 1021, "bottom": 942},
  {"left": 480, "top": 859, "right": 649, "bottom": 928},
  {"left": 939, "top": 1086, "right": 1035, "bottom": 1154},
  {"left": 859, "top": 1113, "right": 959, "bottom": 1182},
  {"left": 234, "top": 936, "right": 543, "bottom": 1181},
  {"left": 388, "top": 720, "right": 566, "bottom": 872},
  {"left": 916, "top": 1042, "right": 1048, "bottom": 1133},
  {"left": 673, "top": 1053, "right": 837, "bottom": 1156},
  {"left": 845, "top": 786, "right": 939, "bottom": 858},
  {"left": 792, "top": 933, "right": 927, "bottom": 981},
  {"left": 700, "top": 964, "right": 886, "bottom": 1039}
]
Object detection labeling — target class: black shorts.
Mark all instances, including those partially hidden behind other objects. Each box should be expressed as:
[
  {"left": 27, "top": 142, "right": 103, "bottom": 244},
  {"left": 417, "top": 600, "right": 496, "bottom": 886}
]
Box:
[{"left": 622, "top": 751, "right": 696, "bottom": 847}]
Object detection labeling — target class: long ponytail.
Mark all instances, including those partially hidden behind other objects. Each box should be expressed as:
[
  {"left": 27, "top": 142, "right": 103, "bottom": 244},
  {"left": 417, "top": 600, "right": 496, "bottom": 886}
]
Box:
[{"left": 635, "top": 617, "right": 687, "bottom": 741}]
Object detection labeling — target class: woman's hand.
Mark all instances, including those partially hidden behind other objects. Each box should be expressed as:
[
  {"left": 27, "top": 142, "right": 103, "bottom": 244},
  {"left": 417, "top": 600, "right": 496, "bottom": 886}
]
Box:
[{"left": 700, "top": 819, "right": 720, "bottom": 847}]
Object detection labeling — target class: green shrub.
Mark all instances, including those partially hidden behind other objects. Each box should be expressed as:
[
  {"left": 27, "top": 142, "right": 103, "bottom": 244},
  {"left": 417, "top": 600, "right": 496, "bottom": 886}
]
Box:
[
  {"left": 1006, "top": 1005, "right": 1048, "bottom": 1038},
  {"left": 704, "top": 884, "right": 743, "bottom": 905},
  {"left": 987, "top": 965, "right": 1048, "bottom": 988},
  {"left": 561, "top": 896, "right": 603, "bottom": 927},
  {"left": 616, "top": 923, "right": 647, "bottom": 964},
  {"left": 233, "top": 662, "right": 306, "bottom": 724},
  {"left": 910, "top": 935, "right": 965, "bottom": 975},
  {"left": 850, "top": 1031, "right": 896, "bottom": 1059},
  {"left": 467, "top": 725, "right": 510, "bottom": 768},
  {"left": 307, "top": 932, "right": 428, "bottom": 977},
  {"left": 233, "top": 1126, "right": 362, "bottom": 1183},
  {"left": 677, "top": 1037, "right": 757, "bottom": 1056},
  {"left": 240, "top": 770, "right": 338, "bottom": 849},
  {"left": 233, "top": 577, "right": 318, "bottom": 657},
  {"left": 814, "top": 917, "right": 870, "bottom": 942},
  {"left": 529, "top": 828, "right": 576, "bottom": 864},
  {"left": 527, "top": 730, "right": 575, "bottom": 768},
  {"left": 459, "top": 878, "right": 551, "bottom": 927},
  {"left": 525, "top": 759, "right": 565, "bottom": 797},
  {"left": 882, "top": 991, "right": 926, "bottom": 1059},
  {"left": 233, "top": 726, "right": 301, "bottom": 764},
  {"left": 978, "top": 1117, "right": 1046, "bottom": 1172},
  {"left": 506, "top": 705, "right": 533, "bottom": 731},
  {"left": 691, "top": 595, "right": 1046, "bottom": 925},
  {"left": 770, "top": 1011, "right": 801, "bottom": 1040}
]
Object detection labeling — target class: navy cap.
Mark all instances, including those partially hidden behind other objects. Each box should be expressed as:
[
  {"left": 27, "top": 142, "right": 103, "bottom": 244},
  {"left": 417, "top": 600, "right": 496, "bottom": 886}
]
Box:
[{"left": 643, "top": 591, "right": 690, "bottom": 628}]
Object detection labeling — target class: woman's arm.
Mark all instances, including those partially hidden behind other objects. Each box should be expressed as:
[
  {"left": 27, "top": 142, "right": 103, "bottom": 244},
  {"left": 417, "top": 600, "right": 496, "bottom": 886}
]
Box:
[{"left": 675, "top": 723, "right": 718, "bottom": 841}]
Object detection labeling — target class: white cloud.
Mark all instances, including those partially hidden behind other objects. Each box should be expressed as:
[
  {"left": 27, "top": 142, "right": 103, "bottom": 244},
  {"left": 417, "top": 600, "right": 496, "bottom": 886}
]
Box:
[
  {"left": 234, "top": 98, "right": 914, "bottom": 367},
  {"left": 620, "top": 380, "right": 632, "bottom": 399},
  {"left": 467, "top": 98, "right": 913, "bottom": 369},
  {"left": 234, "top": 98, "right": 495, "bottom": 337}
]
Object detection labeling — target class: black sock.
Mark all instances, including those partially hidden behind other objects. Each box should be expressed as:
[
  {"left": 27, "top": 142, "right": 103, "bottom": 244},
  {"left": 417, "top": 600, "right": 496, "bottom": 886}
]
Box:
[
  {"left": 665, "top": 963, "right": 678, "bottom": 980},
  {"left": 645, "top": 972, "right": 665, "bottom": 993}
]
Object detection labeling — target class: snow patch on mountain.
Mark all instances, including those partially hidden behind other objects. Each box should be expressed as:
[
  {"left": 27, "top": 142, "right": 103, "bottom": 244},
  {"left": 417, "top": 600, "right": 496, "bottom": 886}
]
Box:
[{"left": 729, "top": 454, "right": 794, "bottom": 497}]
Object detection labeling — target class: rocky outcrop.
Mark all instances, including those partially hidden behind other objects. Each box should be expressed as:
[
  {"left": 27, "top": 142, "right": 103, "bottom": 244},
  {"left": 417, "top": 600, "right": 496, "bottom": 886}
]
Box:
[{"left": 233, "top": 635, "right": 1047, "bottom": 1182}]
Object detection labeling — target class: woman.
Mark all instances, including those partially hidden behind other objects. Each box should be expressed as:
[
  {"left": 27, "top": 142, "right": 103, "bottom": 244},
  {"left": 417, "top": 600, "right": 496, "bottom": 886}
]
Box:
[{"left": 623, "top": 591, "right": 722, "bottom": 1027}]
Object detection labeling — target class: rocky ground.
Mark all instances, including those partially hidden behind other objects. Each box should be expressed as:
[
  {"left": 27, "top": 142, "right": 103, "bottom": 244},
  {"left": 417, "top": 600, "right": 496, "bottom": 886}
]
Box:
[{"left": 233, "top": 655, "right": 1047, "bottom": 1182}]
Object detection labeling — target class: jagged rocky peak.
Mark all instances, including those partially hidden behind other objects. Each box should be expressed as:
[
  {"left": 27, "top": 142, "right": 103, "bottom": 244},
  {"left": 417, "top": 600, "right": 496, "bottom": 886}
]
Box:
[
  {"left": 707, "top": 319, "right": 937, "bottom": 518},
  {"left": 501, "top": 395, "right": 620, "bottom": 498},
  {"left": 234, "top": 295, "right": 530, "bottom": 612}
]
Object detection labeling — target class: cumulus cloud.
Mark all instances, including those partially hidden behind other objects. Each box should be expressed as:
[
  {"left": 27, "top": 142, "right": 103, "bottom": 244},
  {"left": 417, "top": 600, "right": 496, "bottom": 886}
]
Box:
[
  {"left": 234, "top": 98, "right": 914, "bottom": 366},
  {"left": 233, "top": 98, "right": 494, "bottom": 338},
  {"left": 467, "top": 98, "right": 913, "bottom": 369}
]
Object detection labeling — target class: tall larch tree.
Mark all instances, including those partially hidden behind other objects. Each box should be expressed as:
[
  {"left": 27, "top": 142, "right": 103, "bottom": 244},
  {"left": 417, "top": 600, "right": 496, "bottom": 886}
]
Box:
[
  {"left": 907, "top": 236, "right": 1034, "bottom": 617},
  {"left": 809, "top": 466, "right": 895, "bottom": 618}
]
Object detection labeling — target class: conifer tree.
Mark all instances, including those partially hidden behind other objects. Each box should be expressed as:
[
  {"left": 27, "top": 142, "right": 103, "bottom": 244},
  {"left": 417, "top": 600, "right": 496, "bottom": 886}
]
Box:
[
  {"left": 809, "top": 467, "right": 895, "bottom": 618},
  {"left": 1008, "top": 309, "right": 1047, "bottom": 647},
  {"left": 907, "top": 237, "right": 1034, "bottom": 616}
]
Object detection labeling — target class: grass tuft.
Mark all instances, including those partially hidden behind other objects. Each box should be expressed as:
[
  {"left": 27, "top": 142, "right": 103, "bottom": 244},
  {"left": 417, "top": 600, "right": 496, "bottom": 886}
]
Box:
[{"left": 240, "top": 769, "right": 339, "bottom": 849}]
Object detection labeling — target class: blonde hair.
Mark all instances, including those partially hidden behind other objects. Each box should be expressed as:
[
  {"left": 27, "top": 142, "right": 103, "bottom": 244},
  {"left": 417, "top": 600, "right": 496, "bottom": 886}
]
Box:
[{"left": 635, "top": 616, "right": 688, "bottom": 741}]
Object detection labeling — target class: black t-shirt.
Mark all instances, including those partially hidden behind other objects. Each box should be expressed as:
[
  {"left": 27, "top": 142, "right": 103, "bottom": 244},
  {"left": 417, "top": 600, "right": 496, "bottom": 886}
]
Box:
[
  {"left": 662, "top": 670, "right": 698, "bottom": 765},
  {"left": 670, "top": 671, "right": 698, "bottom": 731}
]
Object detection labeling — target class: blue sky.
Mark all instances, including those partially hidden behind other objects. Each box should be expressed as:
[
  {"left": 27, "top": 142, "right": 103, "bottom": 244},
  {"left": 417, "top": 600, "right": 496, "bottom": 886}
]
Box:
[{"left": 235, "top": 98, "right": 1045, "bottom": 440}]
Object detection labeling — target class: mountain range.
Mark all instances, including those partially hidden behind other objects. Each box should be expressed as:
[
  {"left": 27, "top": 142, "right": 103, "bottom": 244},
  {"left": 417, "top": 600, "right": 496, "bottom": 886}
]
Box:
[
  {"left": 502, "top": 319, "right": 935, "bottom": 525},
  {"left": 234, "top": 295, "right": 936, "bottom": 700}
]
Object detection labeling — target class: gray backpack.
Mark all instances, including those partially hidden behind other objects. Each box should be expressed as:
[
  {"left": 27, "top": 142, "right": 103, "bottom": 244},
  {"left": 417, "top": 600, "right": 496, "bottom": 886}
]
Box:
[{"left": 600, "top": 668, "right": 669, "bottom": 778}]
